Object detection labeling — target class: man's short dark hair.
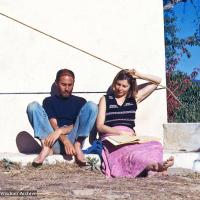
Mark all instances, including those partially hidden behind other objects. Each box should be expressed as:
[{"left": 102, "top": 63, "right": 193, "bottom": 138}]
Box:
[{"left": 55, "top": 69, "right": 75, "bottom": 82}]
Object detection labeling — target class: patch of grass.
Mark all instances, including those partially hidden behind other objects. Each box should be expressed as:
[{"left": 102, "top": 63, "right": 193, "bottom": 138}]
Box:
[
  {"left": 184, "top": 172, "right": 200, "bottom": 179},
  {"left": 86, "top": 157, "right": 100, "bottom": 171},
  {"left": 0, "top": 158, "right": 21, "bottom": 170}
]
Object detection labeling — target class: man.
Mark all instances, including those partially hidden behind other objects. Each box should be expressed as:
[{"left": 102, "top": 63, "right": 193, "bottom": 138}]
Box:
[{"left": 27, "top": 69, "right": 98, "bottom": 166}]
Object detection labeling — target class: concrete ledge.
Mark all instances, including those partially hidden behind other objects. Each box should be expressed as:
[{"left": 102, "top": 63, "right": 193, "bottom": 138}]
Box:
[
  {"left": 164, "top": 151, "right": 200, "bottom": 172},
  {"left": 0, "top": 153, "right": 101, "bottom": 167},
  {"left": 163, "top": 123, "right": 200, "bottom": 151},
  {"left": 1, "top": 151, "right": 200, "bottom": 172}
]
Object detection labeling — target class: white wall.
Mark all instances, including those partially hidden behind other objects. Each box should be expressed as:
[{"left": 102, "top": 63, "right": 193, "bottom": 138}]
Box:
[{"left": 0, "top": 0, "right": 167, "bottom": 152}]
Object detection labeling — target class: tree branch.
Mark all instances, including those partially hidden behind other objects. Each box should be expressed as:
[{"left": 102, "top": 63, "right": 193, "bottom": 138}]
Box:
[{"left": 164, "top": 0, "right": 188, "bottom": 11}]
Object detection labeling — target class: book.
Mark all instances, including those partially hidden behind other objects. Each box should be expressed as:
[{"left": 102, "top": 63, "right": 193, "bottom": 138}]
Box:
[{"left": 105, "top": 134, "right": 160, "bottom": 146}]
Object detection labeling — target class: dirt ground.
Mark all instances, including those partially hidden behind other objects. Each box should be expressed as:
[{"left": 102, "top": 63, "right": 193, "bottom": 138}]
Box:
[{"left": 0, "top": 160, "right": 200, "bottom": 200}]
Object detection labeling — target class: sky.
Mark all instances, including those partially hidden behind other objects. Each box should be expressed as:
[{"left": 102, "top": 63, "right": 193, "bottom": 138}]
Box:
[{"left": 171, "top": 1, "right": 200, "bottom": 79}]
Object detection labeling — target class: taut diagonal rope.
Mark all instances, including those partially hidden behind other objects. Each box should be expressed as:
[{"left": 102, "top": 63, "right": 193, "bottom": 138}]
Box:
[
  {"left": 0, "top": 12, "right": 190, "bottom": 113},
  {"left": 0, "top": 12, "right": 123, "bottom": 70}
]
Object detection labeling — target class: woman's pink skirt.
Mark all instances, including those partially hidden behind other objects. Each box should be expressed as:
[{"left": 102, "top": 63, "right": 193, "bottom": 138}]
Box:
[{"left": 101, "top": 126, "right": 163, "bottom": 178}]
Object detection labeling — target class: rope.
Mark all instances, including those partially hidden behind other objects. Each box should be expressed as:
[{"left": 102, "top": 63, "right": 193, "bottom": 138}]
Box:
[
  {"left": 0, "top": 91, "right": 106, "bottom": 95},
  {"left": 0, "top": 13, "right": 165, "bottom": 82},
  {"left": 0, "top": 12, "right": 123, "bottom": 70},
  {"left": 0, "top": 12, "right": 193, "bottom": 119}
]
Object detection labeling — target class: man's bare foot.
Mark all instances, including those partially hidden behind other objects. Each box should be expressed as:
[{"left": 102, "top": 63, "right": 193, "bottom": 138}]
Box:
[
  {"left": 32, "top": 146, "right": 53, "bottom": 167},
  {"left": 63, "top": 138, "right": 76, "bottom": 156},
  {"left": 74, "top": 141, "right": 86, "bottom": 166}
]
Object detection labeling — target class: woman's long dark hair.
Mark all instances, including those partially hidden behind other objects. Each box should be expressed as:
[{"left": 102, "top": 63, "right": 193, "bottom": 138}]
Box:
[{"left": 111, "top": 69, "right": 138, "bottom": 98}]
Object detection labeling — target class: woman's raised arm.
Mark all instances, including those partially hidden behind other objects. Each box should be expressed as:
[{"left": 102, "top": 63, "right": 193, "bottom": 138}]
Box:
[{"left": 129, "top": 69, "right": 162, "bottom": 103}]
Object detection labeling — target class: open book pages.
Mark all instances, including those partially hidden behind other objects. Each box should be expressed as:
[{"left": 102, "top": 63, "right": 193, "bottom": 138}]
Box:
[{"left": 105, "top": 134, "right": 161, "bottom": 146}]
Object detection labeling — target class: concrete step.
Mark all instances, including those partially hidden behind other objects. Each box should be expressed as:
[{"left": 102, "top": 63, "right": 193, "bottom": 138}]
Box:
[
  {"left": 164, "top": 151, "right": 200, "bottom": 172},
  {"left": 0, "top": 152, "right": 101, "bottom": 167},
  {"left": 1, "top": 151, "right": 200, "bottom": 172}
]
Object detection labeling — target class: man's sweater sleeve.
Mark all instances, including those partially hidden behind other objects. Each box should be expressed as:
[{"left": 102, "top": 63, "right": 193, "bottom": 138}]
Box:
[{"left": 43, "top": 97, "right": 56, "bottom": 119}]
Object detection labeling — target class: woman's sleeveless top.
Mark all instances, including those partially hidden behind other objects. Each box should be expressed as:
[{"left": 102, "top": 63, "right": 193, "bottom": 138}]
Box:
[{"left": 104, "top": 94, "right": 137, "bottom": 129}]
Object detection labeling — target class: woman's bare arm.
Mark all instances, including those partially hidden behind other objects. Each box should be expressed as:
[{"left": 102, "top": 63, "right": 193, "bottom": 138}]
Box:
[
  {"left": 96, "top": 96, "right": 134, "bottom": 135},
  {"left": 129, "top": 69, "right": 162, "bottom": 103}
]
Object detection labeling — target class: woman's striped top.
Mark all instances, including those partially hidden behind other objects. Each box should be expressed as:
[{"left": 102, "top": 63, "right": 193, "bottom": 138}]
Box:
[{"left": 104, "top": 94, "right": 137, "bottom": 129}]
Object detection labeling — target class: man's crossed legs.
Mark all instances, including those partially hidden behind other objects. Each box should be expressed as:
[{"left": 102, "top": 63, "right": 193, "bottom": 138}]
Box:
[{"left": 26, "top": 101, "right": 98, "bottom": 166}]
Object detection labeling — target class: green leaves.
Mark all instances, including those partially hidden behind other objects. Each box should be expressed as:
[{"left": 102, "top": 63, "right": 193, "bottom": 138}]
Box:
[
  {"left": 164, "top": 1, "right": 200, "bottom": 122},
  {"left": 85, "top": 157, "right": 100, "bottom": 171},
  {"left": 167, "top": 70, "right": 200, "bottom": 122}
]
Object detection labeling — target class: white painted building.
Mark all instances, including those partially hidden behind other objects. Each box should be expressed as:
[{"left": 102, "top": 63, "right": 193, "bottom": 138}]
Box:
[{"left": 0, "top": 0, "right": 167, "bottom": 152}]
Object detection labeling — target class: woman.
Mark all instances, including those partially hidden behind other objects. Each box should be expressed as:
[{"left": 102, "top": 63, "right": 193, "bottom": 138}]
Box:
[{"left": 97, "top": 69, "right": 174, "bottom": 178}]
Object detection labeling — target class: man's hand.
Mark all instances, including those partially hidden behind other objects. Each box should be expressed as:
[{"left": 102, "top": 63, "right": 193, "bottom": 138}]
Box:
[
  {"left": 44, "top": 129, "right": 62, "bottom": 147},
  {"left": 63, "top": 138, "right": 76, "bottom": 156},
  {"left": 59, "top": 124, "right": 74, "bottom": 135}
]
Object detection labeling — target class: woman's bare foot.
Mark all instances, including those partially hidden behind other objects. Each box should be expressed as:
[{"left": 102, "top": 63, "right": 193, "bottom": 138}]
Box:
[
  {"left": 32, "top": 146, "right": 53, "bottom": 167},
  {"left": 163, "top": 156, "right": 174, "bottom": 170},
  {"left": 146, "top": 163, "right": 163, "bottom": 172},
  {"left": 74, "top": 141, "right": 86, "bottom": 166},
  {"left": 146, "top": 156, "right": 174, "bottom": 176},
  {"left": 147, "top": 170, "right": 168, "bottom": 177}
]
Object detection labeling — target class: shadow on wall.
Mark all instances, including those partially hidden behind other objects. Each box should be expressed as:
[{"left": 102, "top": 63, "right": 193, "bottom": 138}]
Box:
[
  {"left": 89, "top": 123, "right": 98, "bottom": 144},
  {"left": 16, "top": 131, "right": 42, "bottom": 154},
  {"left": 50, "top": 82, "right": 59, "bottom": 96}
]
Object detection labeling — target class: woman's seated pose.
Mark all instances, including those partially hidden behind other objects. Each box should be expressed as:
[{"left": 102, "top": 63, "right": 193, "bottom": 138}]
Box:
[{"left": 96, "top": 69, "right": 174, "bottom": 178}]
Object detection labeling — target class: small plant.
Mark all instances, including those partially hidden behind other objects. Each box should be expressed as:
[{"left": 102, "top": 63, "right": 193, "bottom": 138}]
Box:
[
  {"left": 1, "top": 158, "right": 15, "bottom": 170},
  {"left": 85, "top": 157, "right": 100, "bottom": 171}
]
